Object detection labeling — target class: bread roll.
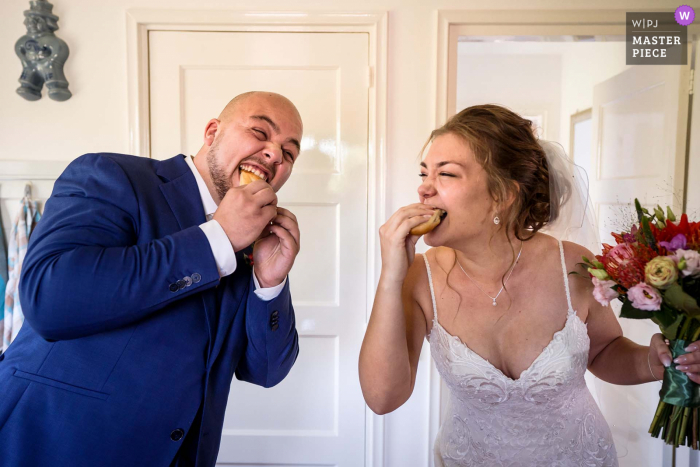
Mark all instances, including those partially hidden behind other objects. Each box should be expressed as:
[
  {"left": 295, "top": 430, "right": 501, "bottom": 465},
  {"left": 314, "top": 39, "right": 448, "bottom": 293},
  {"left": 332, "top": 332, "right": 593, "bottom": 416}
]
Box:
[
  {"left": 240, "top": 170, "right": 262, "bottom": 185},
  {"left": 410, "top": 209, "right": 445, "bottom": 236}
]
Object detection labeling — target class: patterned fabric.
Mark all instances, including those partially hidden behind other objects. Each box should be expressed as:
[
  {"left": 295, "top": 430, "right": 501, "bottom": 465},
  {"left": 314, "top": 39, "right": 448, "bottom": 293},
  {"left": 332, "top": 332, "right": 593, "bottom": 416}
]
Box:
[
  {"left": 2, "top": 188, "right": 41, "bottom": 352},
  {"left": 425, "top": 240, "right": 618, "bottom": 466}
]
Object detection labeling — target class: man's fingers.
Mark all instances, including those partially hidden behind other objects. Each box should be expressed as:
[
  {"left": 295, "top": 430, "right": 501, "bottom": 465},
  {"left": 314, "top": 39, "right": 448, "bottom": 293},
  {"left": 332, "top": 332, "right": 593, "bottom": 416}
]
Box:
[
  {"left": 272, "top": 214, "right": 300, "bottom": 247},
  {"left": 243, "top": 179, "right": 272, "bottom": 193},
  {"left": 268, "top": 224, "right": 298, "bottom": 254},
  {"left": 275, "top": 207, "right": 298, "bottom": 224},
  {"left": 252, "top": 185, "right": 278, "bottom": 207},
  {"left": 261, "top": 205, "right": 278, "bottom": 223}
]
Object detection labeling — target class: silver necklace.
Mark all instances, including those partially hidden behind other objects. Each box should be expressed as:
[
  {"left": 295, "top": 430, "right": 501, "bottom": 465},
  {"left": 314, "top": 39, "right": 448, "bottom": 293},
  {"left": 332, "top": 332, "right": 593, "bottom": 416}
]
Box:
[{"left": 456, "top": 241, "right": 524, "bottom": 306}]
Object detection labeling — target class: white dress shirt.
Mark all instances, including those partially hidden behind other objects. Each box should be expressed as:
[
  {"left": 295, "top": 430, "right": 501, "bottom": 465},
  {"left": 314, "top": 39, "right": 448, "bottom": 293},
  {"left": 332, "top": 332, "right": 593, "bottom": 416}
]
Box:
[{"left": 184, "top": 155, "right": 286, "bottom": 301}]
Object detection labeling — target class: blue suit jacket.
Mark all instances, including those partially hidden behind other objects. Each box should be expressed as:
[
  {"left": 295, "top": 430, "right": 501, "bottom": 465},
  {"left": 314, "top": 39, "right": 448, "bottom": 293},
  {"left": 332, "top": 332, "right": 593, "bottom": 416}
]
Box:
[{"left": 0, "top": 153, "right": 299, "bottom": 467}]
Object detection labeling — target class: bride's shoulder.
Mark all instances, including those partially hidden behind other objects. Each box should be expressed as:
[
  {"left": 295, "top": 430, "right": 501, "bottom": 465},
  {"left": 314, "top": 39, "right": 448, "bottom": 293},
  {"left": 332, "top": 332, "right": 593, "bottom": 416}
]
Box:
[
  {"left": 409, "top": 247, "right": 454, "bottom": 282},
  {"left": 530, "top": 232, "right": 594, "bottom": 264},
  {"left": 424, "top": 247, "right": 457, "bottom": 272}
]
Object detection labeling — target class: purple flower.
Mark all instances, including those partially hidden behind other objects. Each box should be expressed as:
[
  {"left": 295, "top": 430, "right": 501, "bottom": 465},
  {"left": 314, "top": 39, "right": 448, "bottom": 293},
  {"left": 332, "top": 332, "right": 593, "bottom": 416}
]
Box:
[
  {"left": 623, "top": 225, "right": 639, "bottom": 243},
  {"left": 659, "top": 233, "right": 687, "bottom": 252}
]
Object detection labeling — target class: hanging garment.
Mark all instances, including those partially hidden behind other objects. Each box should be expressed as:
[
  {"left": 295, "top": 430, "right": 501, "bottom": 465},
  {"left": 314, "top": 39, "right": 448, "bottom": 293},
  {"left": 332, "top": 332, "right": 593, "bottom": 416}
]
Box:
[
  {"left": 0, "top": 209, "right": 7, "bottom": 351},
  {"left": 2, "top": 184, "right": 41, "bottom": 352}
]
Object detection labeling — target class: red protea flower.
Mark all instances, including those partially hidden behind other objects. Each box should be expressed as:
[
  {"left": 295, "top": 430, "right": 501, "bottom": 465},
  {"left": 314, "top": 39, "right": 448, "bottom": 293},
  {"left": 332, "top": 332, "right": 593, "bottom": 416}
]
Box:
[{"left": 598, "top": 242, "right": 657, "bottom": 290}]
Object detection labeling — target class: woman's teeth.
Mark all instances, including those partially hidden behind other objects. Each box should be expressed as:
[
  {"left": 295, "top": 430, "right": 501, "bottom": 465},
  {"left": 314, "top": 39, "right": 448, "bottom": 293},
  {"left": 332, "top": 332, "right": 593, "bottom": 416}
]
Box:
[{"left": 239, "top": 164, "right": 267, "bottom": 181}]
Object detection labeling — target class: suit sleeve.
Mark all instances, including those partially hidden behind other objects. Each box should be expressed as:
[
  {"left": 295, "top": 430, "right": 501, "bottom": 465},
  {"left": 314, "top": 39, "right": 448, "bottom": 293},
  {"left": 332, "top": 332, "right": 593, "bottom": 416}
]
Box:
[
  {"left": 235, "top": 277, "right": 299, "bottom": 388},
  {"left": 19, "top": 153, "right": 221, "bottom": 341}
]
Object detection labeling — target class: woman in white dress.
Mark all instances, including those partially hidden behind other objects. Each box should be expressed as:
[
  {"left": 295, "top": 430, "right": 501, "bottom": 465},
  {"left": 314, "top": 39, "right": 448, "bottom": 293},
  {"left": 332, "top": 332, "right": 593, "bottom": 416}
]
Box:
[{"left": 359, "top": 104, "right": 697, "bottom": 466}]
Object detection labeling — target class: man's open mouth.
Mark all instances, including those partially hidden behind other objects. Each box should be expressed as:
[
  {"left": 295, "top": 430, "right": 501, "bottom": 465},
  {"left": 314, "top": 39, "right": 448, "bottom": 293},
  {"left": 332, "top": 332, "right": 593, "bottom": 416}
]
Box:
[{"left": 239, "top": 163, "right": 269, "bottom": 182}]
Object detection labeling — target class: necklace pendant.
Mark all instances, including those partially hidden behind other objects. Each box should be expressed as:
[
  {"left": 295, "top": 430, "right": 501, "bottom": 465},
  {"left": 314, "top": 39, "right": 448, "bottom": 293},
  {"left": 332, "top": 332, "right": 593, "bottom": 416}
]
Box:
[{"left": 492, "top": 299, "right": 497, "bottom": 306}]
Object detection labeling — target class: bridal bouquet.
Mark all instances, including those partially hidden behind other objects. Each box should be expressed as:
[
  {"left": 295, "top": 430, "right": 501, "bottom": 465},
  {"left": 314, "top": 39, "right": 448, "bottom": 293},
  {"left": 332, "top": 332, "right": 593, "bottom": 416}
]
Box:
[{"left": 581, "top": 200, "right": 700, "bottom": 449}]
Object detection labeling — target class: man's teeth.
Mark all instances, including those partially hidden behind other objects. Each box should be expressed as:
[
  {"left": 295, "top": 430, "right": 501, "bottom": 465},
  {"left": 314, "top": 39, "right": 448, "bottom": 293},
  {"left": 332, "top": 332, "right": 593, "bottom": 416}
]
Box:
[{"left": 240, "top": 164, "right": 267, "bottom": 181}]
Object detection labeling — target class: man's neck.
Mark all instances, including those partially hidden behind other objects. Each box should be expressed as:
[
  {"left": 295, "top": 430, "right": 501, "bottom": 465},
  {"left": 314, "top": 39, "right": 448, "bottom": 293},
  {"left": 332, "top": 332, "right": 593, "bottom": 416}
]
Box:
[{"left": 192, "top": 149, "right": 221, "bottom": 205}]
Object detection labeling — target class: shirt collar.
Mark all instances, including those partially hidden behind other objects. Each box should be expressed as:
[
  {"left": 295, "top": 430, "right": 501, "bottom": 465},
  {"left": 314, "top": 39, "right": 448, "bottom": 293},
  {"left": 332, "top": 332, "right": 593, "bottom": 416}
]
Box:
[{"left": 184, "top": 155, "right": 218, "bottom": 217}]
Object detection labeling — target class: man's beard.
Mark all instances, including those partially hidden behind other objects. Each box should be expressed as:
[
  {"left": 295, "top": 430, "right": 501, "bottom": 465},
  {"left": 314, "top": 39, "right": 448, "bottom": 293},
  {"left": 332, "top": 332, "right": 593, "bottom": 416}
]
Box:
[{"left": 206, "top": 138, "right": 231, "bottom": 201}]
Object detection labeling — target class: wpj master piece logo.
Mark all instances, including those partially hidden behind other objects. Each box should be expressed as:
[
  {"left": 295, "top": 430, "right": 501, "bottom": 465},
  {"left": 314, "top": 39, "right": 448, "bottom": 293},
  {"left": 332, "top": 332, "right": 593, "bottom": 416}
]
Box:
[{"left": 626, "top": 7, "right": 692, "bottom": 65}]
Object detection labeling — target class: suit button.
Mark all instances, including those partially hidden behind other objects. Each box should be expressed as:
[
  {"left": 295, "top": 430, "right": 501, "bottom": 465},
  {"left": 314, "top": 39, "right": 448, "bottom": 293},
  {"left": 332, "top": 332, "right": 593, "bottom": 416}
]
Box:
[
  {"left": 170, "top": 428, "right": 185, "bottom": 441},
  {"left": 177, "top": 280, "right": 186, "bottom": 290},
  {"left": 192, "top": 273, "right": 201, "bottom": 283},
  {"left": 183, "top": 276, "right": 193, "bottom": 287},
  {"left": 169, "top": 283, "right": 179, "bottom": 293},
  {"left": 272, "top": 310, "right": 279, "bottom": 318},
  {"left": 271, "top": 323, "right": 279, "bottom": 331}
]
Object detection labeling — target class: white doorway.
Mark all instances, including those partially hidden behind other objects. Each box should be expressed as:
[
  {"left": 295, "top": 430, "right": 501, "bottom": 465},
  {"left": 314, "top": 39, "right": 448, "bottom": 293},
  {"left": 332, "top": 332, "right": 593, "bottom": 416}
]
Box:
[
  {"left": 448, "top": 31, "right": 696, "bottom": 467},
  {"left": 131, "top": 10, "right": 389, "bottom": 465}
]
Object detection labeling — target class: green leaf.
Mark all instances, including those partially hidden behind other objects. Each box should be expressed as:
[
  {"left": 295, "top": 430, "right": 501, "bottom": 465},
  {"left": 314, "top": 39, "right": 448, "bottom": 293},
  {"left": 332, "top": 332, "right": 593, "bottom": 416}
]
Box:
[
  {"left": 635, "top": 198, "right": 645, "bottom": 223},
  {"left": 651, "top": 303, "right": 683, "bottom": 332},
  {"left": 620, "top": 300, "right": 654, "bottom": 319},
  {"left": 665, "top": 283, "right": 700, "bottom": 316},
  {"left": 641, "top": 216, "right": 657, "bottom": 250},
  {"left": 592, "top": 260, "right": 605, "bottom": 269},
  {"left": 654, "top": 311, "right": 683, "bottom": 341},
  {"left": 568, "top": 271, "right": 591, "bottom": 279}
]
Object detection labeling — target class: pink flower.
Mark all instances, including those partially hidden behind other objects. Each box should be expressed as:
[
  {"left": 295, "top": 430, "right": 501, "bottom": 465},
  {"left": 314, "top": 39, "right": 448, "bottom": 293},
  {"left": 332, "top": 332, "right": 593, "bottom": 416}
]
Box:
[
  {"left": 627, "top": 283, "right": 662, "bottom": 311},
  {"left": 592, "top": 277, "right": 619, "bottom": 307},
  {"left": 607, "top": 243, "right": 635, "bottom": 263},
  {"left": 673, "top": 249, "right": 700, "bottom": 277}
]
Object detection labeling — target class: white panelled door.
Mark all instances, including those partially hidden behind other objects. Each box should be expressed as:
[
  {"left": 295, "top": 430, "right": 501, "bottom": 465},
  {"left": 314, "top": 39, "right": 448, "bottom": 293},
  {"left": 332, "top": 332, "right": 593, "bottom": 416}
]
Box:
[
  {"left": 590, "top": 63, "right": 691, "bottom": 466},
  {"left": 149, "top": 31, "right": 369, "bottom": 466}
]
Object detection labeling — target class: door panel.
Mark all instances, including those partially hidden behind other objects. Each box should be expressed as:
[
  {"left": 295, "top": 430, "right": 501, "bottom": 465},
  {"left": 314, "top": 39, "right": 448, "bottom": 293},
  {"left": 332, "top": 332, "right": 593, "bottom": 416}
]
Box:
[
  {"left": 591, "top": 62, "right": 691, "bottom": 466},
  {"left": 149, "top": 30, "right": 369, "bottom": 466}
]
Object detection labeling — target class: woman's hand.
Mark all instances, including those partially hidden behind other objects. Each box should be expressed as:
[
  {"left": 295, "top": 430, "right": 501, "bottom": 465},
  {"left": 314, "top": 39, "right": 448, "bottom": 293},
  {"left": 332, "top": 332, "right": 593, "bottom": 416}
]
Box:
[
  {"left": 649, "top": 333, "right": 672, "bottom": 382},
  {"left": 378, "top": 204, "right": 436, "bottom": 284},
  {"left": 668, "top": 336, "right": 700, "bottom": 384}
]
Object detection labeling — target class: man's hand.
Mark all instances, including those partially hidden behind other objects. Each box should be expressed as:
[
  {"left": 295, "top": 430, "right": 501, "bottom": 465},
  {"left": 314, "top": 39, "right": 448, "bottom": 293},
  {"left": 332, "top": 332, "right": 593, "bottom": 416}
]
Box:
[
  {"left": 213, "top": 180, "right": 277, "bottom": 252},
  {"left": 253, "top": 207, "right": 300, "bottom": 288}
]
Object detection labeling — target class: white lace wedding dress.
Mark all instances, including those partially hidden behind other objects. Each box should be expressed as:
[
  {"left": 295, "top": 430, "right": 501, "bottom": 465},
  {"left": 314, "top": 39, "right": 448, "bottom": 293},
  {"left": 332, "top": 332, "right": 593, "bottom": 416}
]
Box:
[{"left": 424, "top": 240, "right": 618, "bottom": 466}]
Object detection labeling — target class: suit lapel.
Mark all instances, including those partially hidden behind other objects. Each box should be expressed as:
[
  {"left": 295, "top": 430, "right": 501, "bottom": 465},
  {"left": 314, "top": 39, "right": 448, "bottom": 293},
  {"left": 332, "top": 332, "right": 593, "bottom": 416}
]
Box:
[
  {"left": 157, "top": 155, "right": 207, "bottom": 230},
  {"left": 157, "top": 155, "right": 217, "bottom": 363}
]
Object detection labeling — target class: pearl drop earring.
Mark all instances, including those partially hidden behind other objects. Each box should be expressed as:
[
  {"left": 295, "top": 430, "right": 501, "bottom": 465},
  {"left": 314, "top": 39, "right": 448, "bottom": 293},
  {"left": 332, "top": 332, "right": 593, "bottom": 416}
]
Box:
[{"left": 493, "top": 216, "right": 500, "bottom": 225}]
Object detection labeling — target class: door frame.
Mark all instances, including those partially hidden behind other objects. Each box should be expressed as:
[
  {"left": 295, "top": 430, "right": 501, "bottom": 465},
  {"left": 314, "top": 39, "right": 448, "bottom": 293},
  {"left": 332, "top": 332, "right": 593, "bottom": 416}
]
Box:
[
  {"left": 126, "top": 9, "right": 388, "bottom": 467},
  {"left": 435, "top": 9, "right": 698, "bottom": 467}
]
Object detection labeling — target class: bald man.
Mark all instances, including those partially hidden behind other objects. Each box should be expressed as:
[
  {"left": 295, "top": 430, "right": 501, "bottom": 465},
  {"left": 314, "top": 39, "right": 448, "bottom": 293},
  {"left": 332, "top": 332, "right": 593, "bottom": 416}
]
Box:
[{"left": 0, "top": 92, "right": 302, "bottom": 467}]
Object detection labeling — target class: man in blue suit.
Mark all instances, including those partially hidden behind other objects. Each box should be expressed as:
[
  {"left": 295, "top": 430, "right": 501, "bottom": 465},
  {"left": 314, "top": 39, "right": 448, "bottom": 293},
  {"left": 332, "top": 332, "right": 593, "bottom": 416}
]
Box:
[{"left": 0, "top": 91, "right": 302, "bottom": 466}]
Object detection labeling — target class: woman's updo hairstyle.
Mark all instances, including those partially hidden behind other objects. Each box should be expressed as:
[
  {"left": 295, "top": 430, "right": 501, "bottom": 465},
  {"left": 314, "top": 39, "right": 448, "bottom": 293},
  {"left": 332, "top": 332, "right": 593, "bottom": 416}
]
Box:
[{"left": 425, "top": 104, "right": 564, "bottom": 241}]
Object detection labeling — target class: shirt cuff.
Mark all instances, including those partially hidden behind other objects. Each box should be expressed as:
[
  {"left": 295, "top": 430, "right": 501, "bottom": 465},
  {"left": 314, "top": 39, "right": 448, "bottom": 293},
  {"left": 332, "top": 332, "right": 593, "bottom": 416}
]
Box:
[
  {"left": 199, "top": 220, "right": 237, "bottom": 277},
  {"left": 252, "top": 268, "right": 287, "bottom": 301}
]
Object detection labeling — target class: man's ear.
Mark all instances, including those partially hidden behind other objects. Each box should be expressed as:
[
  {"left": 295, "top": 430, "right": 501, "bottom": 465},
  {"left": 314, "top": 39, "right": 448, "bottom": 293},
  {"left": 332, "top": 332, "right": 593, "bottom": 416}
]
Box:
[{"left": 203, "top": 119, "right": 221, "bottom": 147}]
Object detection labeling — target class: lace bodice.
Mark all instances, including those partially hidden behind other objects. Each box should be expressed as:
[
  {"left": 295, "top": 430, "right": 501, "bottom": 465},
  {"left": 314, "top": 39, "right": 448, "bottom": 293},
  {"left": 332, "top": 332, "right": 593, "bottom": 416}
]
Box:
[{"left": 425, "top": 240, "right": 617, "bottom": 466}]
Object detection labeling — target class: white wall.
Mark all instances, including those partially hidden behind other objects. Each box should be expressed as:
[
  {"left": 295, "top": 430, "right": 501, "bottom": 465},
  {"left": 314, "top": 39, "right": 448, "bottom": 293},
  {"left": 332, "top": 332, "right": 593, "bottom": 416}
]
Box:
[
  {"left": 0, "top": 1, "right": 691, "bottom": 466},
  {"left": 456, "top": 43, "right": 563, "bottom": 142},
  {"left": 559, "top": 41, "right": 631, "bottom": 161},
  {"left": 455, "top": 40, "right": 630, "bottom": 161}
]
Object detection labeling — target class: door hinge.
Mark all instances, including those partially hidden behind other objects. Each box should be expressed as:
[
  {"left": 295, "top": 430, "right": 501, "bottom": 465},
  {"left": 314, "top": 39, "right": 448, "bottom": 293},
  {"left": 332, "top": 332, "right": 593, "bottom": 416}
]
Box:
[{"left": 690, "top": 69, "right": 695, "bottom": 95}]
